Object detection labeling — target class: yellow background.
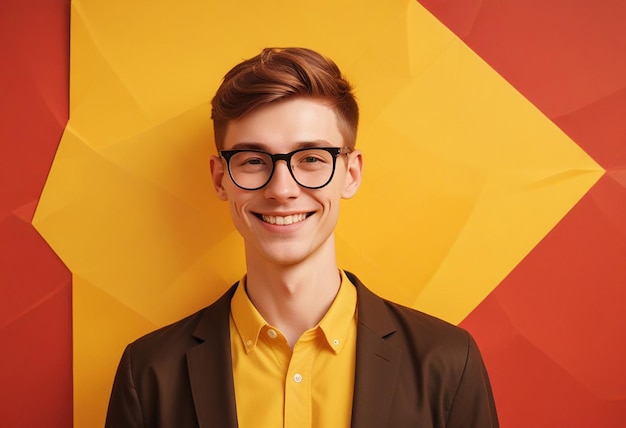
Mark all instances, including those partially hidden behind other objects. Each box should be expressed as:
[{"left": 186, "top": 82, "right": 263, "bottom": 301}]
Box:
[{"left": 33, "top": 0, "right": 602, "bottom": 425}]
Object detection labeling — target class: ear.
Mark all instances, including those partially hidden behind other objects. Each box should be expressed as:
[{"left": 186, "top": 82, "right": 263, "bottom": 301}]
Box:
[
  {"left": 341, "top": 149, "right": 363, "bottom": 199},
  {"left": 210, "top": 155, "right": 229, "bottom": 201}
]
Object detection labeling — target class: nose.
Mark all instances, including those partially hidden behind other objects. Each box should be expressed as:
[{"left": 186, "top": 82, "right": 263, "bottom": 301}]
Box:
[{"left": 263, "top": 160, "right": 300, "bottom": 201}]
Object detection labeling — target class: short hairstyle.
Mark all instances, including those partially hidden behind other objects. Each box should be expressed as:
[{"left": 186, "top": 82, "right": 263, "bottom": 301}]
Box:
[{"left": 211, "top": 47, "right": 359, "bottom": 150}]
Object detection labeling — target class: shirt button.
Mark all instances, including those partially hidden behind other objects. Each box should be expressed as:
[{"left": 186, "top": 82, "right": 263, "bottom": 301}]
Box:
[
  {"left": 293, "top": 373, "right": 303, "bottom": 383},
  {"left": 246, "top": 339, "right": 253, "bottom": 347},
  {"left": 333, "top": 339, "right": 340, "bottom": 346},
  {"left": 267, "top": 329, "right": 277, "bottom": 339}
]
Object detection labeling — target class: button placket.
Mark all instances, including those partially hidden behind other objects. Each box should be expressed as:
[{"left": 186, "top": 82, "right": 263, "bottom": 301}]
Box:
[{"left": 284, "top": 332, "right": 317, "bottom": 427}]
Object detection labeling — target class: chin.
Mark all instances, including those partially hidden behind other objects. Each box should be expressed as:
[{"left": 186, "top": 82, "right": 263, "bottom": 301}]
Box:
[
  {"left": 254, "top": 243, "right": 318, "bottom": 267},
  {"left": 264, "top": 251, "right": 310, "bottom": 267}
]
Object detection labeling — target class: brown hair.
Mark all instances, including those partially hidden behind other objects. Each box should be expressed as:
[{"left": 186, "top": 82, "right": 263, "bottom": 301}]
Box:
[{"left": 211, "top": 47, "right": 359, "bottom": 150}]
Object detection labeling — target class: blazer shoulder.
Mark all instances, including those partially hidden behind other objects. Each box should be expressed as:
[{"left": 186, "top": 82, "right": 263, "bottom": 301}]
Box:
[
  {"left": 385, "top": 300, "right": 476, "bottom": 367},
  {"left": 128, "top": 309, "right": 203, "bottom": 356},
  {"left": 348, "top": 270, "right": 472, "bottom": 354},
  {"left": 385, "top": 299, "right": 470, "bottom": 343},
  {"left": 124, "top": 283, "right": 237, "bottom": 368}
]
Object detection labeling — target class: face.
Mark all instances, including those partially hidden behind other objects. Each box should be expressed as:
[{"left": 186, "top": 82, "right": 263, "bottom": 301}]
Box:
[{"left": 210, "top": 97, "right": 362, "bottom": 268}]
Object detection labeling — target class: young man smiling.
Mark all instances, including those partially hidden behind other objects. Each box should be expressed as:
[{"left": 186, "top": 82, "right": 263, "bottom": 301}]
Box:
[{"left": 106, "top": 47, "right": 499, "bottom": 428}]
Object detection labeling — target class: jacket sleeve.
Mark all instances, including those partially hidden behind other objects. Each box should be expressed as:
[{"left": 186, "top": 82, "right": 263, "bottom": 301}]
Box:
[
  {"left": 105, "top": 346, "right": 145, "bottom": 428},
  {"left": 446, "top": 334, "right": 499, "bottom": 427}
]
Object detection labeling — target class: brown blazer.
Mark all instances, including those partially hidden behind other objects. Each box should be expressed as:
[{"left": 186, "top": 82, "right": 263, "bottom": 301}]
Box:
[{"left": 106, "top": 272, "right": 499, "bottom": 427}]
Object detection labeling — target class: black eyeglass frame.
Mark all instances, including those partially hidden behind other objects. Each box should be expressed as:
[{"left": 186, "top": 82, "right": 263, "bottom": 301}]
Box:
[{"left": 219, "top": 147, "right": 349, "bottom": 190}]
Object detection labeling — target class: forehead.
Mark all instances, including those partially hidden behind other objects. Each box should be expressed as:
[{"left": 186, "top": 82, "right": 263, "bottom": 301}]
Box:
[{"left": 223, "top": 98, "right": 344, "bottom": 151}]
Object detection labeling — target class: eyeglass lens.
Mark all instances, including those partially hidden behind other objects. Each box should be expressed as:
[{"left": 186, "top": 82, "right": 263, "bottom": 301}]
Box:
[{"left": 227, "top": 149, "right": 337, "bottom": 190}]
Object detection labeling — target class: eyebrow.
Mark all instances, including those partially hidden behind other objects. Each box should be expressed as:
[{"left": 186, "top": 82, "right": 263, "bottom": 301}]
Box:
[{"left": 228, "top": 140, "right": 334, "bottom": 151}]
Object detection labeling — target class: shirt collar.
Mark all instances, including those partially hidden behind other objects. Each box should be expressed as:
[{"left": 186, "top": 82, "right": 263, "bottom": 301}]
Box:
[
  {"left": 230, "top": 275, "right": 267, "bottom": 353},
  {"left": 230, "top": 270, "right": 357, "bottom": 354},
  {"left": 317, "top": 269, "right": 357, "bottom": 354}
]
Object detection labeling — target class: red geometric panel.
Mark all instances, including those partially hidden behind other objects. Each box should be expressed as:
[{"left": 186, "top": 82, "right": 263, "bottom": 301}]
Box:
[
  {"left": 557, "top": 88, "right": 626, "bottom": 170},
  {"left": 418, "top": 1, "right": 626, "bottom": 426},
  {"left": 0, "top": 0, "right": 72, "bottom": 426},
  {"left": 0, "top": 217, "right": 72, "bottom": 427},
  {"left": 0, "top": 0, "right": 70, "bottom": 218},
  {"left": 463, "top": 175, "right": 626, "bottom": 426},
  {"left": 417, "top": 0, "right": 626, "bottom": 167}
]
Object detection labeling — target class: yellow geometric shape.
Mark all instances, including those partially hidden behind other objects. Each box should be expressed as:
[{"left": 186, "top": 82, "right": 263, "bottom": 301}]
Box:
[
  {"left": 72, "top": 275, "right": 157, "bottom": 428},
  {"left": 32, "top": 0, "right": 603, "bottom": 426},
  {"left": 338, "top": 3, "right": 603, "bottom": 322}
]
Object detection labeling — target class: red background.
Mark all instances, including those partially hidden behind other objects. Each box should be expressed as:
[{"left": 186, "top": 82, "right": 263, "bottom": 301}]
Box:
[{"left": 0, "top": 0, "right": 72, "bottom": 427}]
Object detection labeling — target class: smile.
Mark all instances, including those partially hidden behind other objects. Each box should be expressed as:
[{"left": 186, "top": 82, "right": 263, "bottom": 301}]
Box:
[{"left": 259, "top": 213, "right": 309, "bottom": 225}]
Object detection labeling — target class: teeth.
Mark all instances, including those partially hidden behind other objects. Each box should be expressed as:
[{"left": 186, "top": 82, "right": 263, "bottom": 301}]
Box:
[{"left": 262, "top": 213, "right": 307, "bottom": 225}]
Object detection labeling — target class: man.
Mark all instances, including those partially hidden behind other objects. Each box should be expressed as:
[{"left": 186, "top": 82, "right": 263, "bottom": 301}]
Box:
[{"left": 106, "top": 47, "right": 499, "bottom": 427}]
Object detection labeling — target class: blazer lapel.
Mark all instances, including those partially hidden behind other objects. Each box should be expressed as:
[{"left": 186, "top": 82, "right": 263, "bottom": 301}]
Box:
[
  {"left": 187, "top": 286, "right": 239, "bottom": 428},
  {"left": 348, "top": 273, "right": 401, "bottom": 428},
  {"left": 183, "top": 275, "right": 401, "bottom": 428}
]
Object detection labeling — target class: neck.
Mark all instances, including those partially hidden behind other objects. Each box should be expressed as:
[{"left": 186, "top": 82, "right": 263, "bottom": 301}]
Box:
[{"left": 244, "top": 239, "right": 341, "bottom": 347}]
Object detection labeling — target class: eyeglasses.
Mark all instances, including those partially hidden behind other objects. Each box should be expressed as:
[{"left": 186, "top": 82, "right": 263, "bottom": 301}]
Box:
[{"left": 220, "top": 147, "right": 350, "bottom": 190}]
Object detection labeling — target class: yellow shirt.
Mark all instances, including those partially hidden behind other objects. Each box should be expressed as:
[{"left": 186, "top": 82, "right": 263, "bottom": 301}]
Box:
[{"left": 229, "top": 270, "right": 357, "bottom": 428}]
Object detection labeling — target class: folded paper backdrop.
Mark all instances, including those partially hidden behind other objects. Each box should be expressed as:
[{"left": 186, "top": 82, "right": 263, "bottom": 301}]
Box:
[
  {"left": 0, "top": 0, "right": 72, "bottom": 426},
  {"left": 2, "top": 0, "right": 617, "bottom": 426},
  {"left": 421, "top": 1, "right": 626, "bottom": 425}
]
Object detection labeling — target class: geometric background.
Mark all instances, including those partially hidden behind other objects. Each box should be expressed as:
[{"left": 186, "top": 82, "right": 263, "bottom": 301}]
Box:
[
  {"left": 426, "top": 1, "right": 626, "bottom": 425},
  {"left": 2, "top": 1, "right": 625, "bottom": 428},
  {"left": 1, "top": 0, "right": 72, "bottom": 427}
]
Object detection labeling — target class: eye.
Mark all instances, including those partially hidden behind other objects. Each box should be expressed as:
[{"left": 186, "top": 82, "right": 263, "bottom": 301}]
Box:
[
  {"left": 236, "top": 153, "right": 268, "bottom": 165},
  {"left": 302, "top": 155, "right": 322, "bottom": 163},
  {"left": 230, "top": 152, "right": 271, "bottom": 170},
  {"left": 294, "top": 150, "right": 332, "bottom": 165},
  {"left": 243, "top": 156, "right": 266, "bottom": 165}
]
